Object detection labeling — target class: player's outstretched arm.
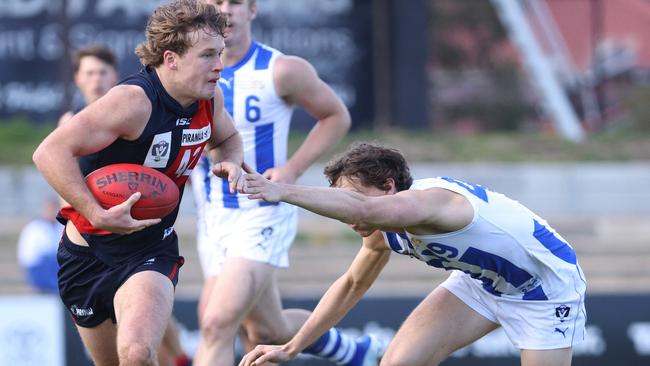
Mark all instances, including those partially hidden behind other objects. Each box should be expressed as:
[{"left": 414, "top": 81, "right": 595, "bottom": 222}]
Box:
[
  {"left": 241, "top": 172, "right": 466, "bottom": 233},
  {"left": 33, "top": 85, "right": 160, "bottom": 233},
  {"left": 263, "top": 56, "right": 350, "bottom": 184},
  {"left": 208, "top": 85, "right": 244, "bottom": 193},
  {"left": 239, "top": 231, "right": 390, "bottom": 366}
]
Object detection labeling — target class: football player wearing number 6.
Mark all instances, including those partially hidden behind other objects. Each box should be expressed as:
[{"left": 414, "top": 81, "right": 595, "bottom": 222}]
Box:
[
  {"left": 32, "top": 1, "right": 244, "bottom": 365},
  {"left": 239, "top": 142, "right": 587, "bottom": 366},
  {"left": 191, "top": 1, "right": 382, "bottom": 366}
]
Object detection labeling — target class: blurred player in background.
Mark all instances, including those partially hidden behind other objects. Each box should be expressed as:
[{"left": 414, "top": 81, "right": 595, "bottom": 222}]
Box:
[
  {"left": 16, "top": 197, "right": 62, "bottom": 294},
  {"left": 33, "top": 1, "right": 244, "bottom": 365},
  {"left": 59, "top": 44, "right": 191, "bottom": 366},
  {"left": 58, "top": 46, "right": 119, "bottom": 125},
  {"left": 191, "top": 1, "right": 385, "bottom": 366},
  {"left": 239, "top": 142, "right": 587, "bottom": 366}
]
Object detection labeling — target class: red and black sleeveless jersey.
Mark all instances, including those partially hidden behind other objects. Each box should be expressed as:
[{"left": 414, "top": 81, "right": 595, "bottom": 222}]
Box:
[{"left": 59, "top": 67, "right": 213, "bottom": 265}]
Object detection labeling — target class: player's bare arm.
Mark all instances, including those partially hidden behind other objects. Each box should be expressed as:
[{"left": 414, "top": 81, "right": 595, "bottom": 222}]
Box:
[
  {"left": 239, "top": 230, "right": 390, "bottom": 366},
  {"left": 241, "top": 173, "right": 473, "bottom": 235},
  {"left": 33, "top": 85, "right": 160, "bottom": 233},
  {"left": 207, "top": 85, "right": 245, "bottom": 192},
  {"left": 263, "top": 56, "right": 351, "bottom": 183}
]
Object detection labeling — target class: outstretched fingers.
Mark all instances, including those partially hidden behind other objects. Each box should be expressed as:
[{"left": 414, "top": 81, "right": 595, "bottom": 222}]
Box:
[
  {"left": 240, "top": 173, "right": 263, "bottom": 197},
  {"left": 238, "top": 346, "right": 290, "bottom": 366}
]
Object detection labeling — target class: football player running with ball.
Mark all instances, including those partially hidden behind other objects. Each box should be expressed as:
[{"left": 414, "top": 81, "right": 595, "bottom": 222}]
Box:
[{"left": 33, "top": 1, "right": 244, "bottom": 364}]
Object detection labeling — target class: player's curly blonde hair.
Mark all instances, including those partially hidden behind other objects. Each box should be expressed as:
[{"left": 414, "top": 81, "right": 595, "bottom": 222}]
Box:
[{"left": 135, "top": 0, "right": 227, "bottom": 67}]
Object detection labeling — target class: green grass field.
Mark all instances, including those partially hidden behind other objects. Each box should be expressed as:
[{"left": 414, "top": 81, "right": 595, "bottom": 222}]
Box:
[{"left": 2, "top": 118, "right": 649, "bottom": 166}]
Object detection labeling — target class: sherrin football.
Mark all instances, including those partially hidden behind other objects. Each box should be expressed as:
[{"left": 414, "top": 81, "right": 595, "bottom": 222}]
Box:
[{"left": 85, "top": 163, "right": 180, "bottom": 220}]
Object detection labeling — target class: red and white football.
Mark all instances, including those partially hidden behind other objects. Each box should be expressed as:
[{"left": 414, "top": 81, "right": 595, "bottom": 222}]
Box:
[{"left": 85, "top": 163, "right": 180, "bottom": 220}]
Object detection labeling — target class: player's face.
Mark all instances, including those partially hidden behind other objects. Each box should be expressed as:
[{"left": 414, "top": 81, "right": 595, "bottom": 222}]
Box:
[
  {"left": 336, "top": 176, "right": 391, "bottom": 237},
  {"left": 74, "top": 56, "right": 118, "bottom": 104},
  {"left": 175, "top": 28, "right": 225, "bottom": 102},
  {"left": 208, "top": 0, "right": 256, "bottom": 47}
]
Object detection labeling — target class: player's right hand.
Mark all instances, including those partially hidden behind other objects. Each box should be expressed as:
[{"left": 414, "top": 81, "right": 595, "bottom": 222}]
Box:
[
  {"left": 239, "top": 172, "right": 283, "bottom": 203},
  {"left": 90, "top": 192, "right": 161, "bottom": 234},
  {"left": 238, "top": 344, "right": 293, "bottom": 366}
]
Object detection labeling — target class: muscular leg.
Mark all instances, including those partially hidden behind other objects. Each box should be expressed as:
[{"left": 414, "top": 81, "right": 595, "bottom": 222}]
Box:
[
  {"left": 114, "top": 271, "right": 175, "bottom": 366},
  {"left": 381, "top": 286, "right": 499, "bottom": 366},
  {"left": 521, "top": 348, "right": 573, "bottom": 366},
  {"left": 242, "top": 271, "right": 377, "bottom": 366},
  {"left": 195, "top": 258, "right": 277, "bottom": 366},
  {"left": 75, "top": 319, "right": 118, "bottom": 366},
  {"left": 242, "top": 272, "right": 310, "bottom": 347},
  {"left": 197, "top": 276, "right": 217, "bottom": 325}
]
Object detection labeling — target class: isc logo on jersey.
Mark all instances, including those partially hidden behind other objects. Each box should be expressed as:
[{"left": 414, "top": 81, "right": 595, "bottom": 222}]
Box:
[{"left": 176, "top": 117, "right": 192, "bottom": 126}]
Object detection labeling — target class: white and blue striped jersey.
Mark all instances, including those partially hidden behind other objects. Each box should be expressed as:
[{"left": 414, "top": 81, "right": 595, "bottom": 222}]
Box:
[
  {"left": 190, "top": 155, "right": 210, "bottom": 240},
  {"left": 204, "top": 41, "right": 294, "bottom": 209},
  {"left": 382, "top": 177, "right": 586, "bottom": 301}
]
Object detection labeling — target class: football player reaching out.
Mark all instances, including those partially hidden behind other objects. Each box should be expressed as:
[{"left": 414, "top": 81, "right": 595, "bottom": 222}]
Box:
[{"left": 239, "top": 142, "right": 587, "bottom": 366}]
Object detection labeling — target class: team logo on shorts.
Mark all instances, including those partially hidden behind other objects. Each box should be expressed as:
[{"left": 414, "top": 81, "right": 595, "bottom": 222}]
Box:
[
  {"left": 555, "top": 304, "right": 571, "bottom": 322},
  {"left": 70, "top": 305, "right": 94, "bottom": 317},
  {"left": 554, "top": 327, "right": 569, "bottom": 338},
  {"left": 255, "top": 227, "right": 274, "bottom": 250},
  {"left": 261, "top": 226, "right": 273, "bottom": 239}
]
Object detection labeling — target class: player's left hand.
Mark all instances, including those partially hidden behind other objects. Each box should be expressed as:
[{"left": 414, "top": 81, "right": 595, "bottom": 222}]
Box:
[
  {"left": 262, "top": 164, "right": 299, "bottom": 184},
  {"left": 238, "top": 344, "right": 293, "bottom": 366},
  {"left": 212, "top": 161, "right": 245, "bottom": 193}
]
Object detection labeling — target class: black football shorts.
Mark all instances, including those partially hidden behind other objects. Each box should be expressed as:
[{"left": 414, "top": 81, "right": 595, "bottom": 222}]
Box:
[{"left": 57, "top": 230, "right": 184, "bottom": 328}]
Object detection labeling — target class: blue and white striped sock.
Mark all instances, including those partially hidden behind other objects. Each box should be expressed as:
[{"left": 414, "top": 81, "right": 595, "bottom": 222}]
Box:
[{"left": 303, "top": 328, "right": 371, "bottom": 366}]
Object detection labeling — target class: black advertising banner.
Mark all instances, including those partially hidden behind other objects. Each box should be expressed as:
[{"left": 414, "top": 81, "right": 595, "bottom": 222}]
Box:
[
  {"left": 252, "top": 0, "right": 374, "bottom": 130},
  {"left": 0, "top": 0, "right": 374, "bottom": 127},
  {"left": 0, "top": 0, "right": 162, "bottom": 122},
  {"left": 63, "top": 294, "right": 650, "bottom": 365}
]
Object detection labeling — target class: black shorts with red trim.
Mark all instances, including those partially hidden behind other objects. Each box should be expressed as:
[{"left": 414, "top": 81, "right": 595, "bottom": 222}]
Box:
[{"left": 57, "top": 230, "right": 184, "bottom": 328}]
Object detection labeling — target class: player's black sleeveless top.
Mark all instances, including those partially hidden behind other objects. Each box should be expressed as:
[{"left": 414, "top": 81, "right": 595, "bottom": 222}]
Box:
[{"left": 59, "top": 66, "right": 214, "bottom": 266}]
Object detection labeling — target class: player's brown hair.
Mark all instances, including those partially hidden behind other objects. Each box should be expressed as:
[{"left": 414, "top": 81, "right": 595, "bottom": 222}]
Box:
[
  {"left": 72, "top": 45, "right": 118, "bottom": 73},
  {"left": 135, "top": 0, "right": 227, "bottom": 67},
  {"left": 324, "top": 142, "right": 414, "bottom": 192}
]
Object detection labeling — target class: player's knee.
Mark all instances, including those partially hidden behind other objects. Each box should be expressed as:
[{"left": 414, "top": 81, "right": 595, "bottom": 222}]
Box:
[
  {"left": 245, "top": 324, "right": 286, "bottom": 346},
  {"left": 200, "top": 313, "right": 239, "bottom": 344},
  {"left": 118, "top": 341, "right": 156, "bottom": 366}
]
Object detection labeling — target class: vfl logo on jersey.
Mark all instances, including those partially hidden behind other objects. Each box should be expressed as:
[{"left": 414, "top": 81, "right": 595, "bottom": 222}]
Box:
[
  {"left": 181, "top": 126, "right": 211, "bottom": 146},
  {"left": 145, "top": 132, "right": 172, "bottom": 168},
  {"left": 555, "top": 305, "right": 571, "bottom": 322},
  {"left": 176, "top": 117, "right": 192, "bottom": 126},
  {"left": 153, "top": 141, "right": 169, "bottom": 161}
]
